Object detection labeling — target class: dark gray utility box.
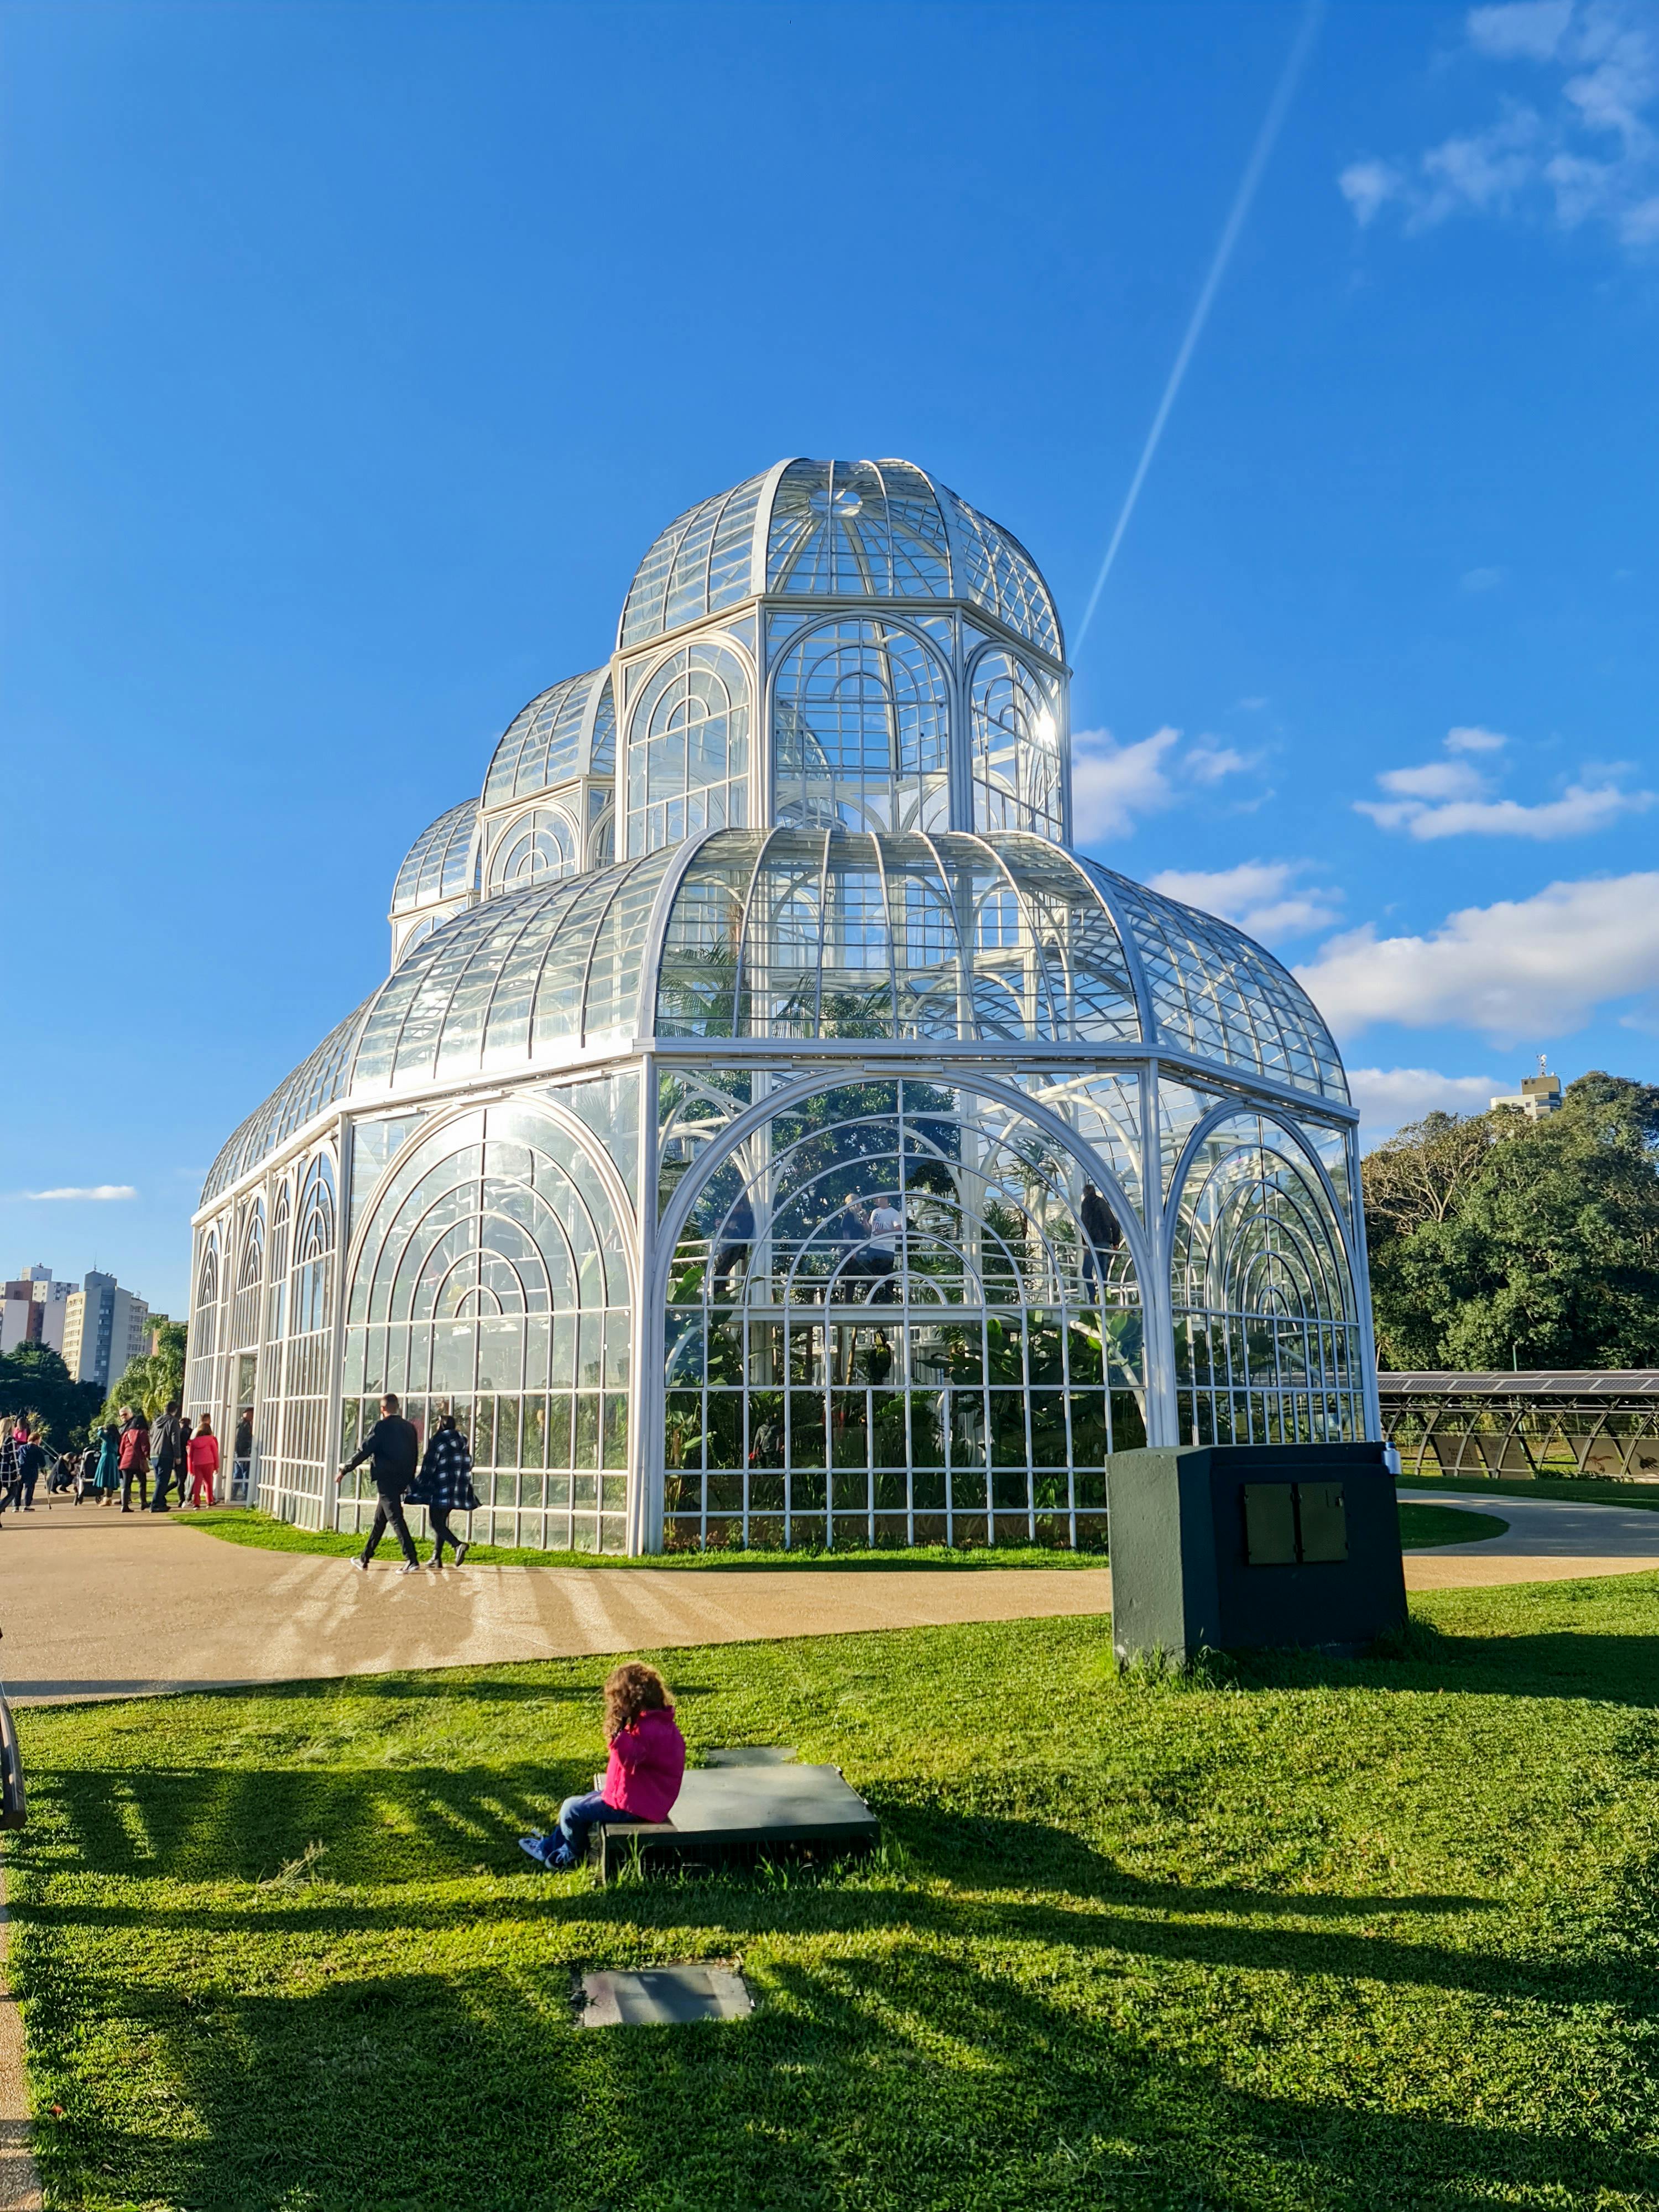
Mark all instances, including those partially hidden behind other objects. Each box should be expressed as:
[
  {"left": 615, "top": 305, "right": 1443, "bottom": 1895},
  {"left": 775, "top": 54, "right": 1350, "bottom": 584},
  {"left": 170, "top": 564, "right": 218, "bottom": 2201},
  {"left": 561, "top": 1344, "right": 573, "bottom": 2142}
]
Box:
[{"left": 1105, "top": 1442, "right": 1407, "bottom": 1666}]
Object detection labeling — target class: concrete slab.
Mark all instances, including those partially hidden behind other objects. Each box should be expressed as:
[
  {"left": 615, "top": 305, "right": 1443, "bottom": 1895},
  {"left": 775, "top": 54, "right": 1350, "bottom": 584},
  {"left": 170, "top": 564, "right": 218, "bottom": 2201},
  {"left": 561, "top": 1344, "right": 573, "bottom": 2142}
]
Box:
[
  {"left": 703, "top": 1746, "right": 796, "bottom": 1766},
  {"left": 592, "top": 1764, "right": 880, "bottom": 1881},
  {"left": 578, "top": 1965, "right": 753, "bottom": 2028}
]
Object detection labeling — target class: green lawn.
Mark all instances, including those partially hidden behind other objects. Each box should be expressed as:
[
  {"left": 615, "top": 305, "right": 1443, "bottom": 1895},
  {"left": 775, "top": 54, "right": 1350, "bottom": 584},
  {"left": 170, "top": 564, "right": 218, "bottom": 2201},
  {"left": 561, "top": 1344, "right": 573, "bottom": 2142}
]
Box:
[
  {"left": 181, "top": 1499, "right": 1502, "bottom": 1569},
  {"left": 11, "top": 1576, "right": 1659, "bottom": 2210},
  {"left": 1395, "top": 1501, "right": 1507, "bottom": 1548}
]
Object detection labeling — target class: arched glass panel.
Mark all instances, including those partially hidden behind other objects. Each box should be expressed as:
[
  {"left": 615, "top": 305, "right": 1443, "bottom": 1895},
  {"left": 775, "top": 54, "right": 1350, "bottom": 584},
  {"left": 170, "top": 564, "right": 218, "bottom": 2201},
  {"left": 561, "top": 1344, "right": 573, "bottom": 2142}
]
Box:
[
  {"left": 767, "top": 461, "right": 952, "bottom": 598},
  {"left": 487, "top": 807, "right": 578, "bottom": 895},
  {"left": 343, "top": 1102, "right": 632, "bottom": 1554},
  {"left": 267, "top": 1181, "right": 290, "bottom": 1343},
  {"left": 1171, "top": 1113, "right": 1363, "bottom": 1448},
  {"left": 625, "top": 639, "right": 750, "bottom": 856},
  {"left": 619, "top": 474, "right": 766, "bottom": 649},
  {"left": 655, "top": 830, "right": 1141, "bottom": 1045},
  {"left": 260, "top": 1152, "right": 337, "bottom": 1526},
  {"left": 230, "top": 1198, "right": 265, "bottom": 1357},
  {"left": 483, "top": 671, "right": 604, "bottom": 806},
  {"left": 390, "top": 801, "right": 477, "bottom": 915},
  {"left": 662, "top": 1078, "right": 1143, "bottom": 1552},
  {"left": 589, "top": 678, "right": 617, "bottom": 776},
  {"left": 189, "top": 1231, "right": 221, "bottom": 1408},
  {"left": 970, "top": 651, "right": 1063, "bottom": 839},
  {"left": 1082, "top": 864, "right": 1348, "bottom": 1103},
  {"left": 772, "top": 619, "right": 951, "bottom": 834},
  {"left": 941, "top": 488, "right": 1062, "bottom": 659}
]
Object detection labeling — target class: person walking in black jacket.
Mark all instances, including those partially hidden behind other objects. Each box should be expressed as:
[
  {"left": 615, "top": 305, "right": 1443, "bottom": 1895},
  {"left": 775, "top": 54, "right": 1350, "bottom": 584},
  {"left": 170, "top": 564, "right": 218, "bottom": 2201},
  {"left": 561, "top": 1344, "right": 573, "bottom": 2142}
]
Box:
[
  {"left": 407, "top": 1405, "right": 480, "bottom": 1568},
  {"left": 149, "top": 1402, "right": 190, "bottom": 1512},
  {"left": 336, "top": 1394, "right": 421, "bottom": 1572}
]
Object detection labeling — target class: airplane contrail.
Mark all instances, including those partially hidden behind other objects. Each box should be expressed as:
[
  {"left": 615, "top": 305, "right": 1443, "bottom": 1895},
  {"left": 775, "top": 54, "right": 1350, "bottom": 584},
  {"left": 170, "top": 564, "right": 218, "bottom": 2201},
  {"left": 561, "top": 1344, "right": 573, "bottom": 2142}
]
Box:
[{"left": 1072, "top": 0, "right": 1326, "bottom": 655}]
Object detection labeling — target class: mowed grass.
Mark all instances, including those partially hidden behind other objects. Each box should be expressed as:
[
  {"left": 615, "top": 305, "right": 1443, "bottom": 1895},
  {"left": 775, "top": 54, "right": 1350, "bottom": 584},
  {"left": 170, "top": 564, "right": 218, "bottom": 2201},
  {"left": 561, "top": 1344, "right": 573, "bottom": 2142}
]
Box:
[
  {"left": 181, "top": 1499, "right": 1495, "bottom": 1569},
  {"left": 11, "top": 1577, "right": 1659, "bottom": 2210}
]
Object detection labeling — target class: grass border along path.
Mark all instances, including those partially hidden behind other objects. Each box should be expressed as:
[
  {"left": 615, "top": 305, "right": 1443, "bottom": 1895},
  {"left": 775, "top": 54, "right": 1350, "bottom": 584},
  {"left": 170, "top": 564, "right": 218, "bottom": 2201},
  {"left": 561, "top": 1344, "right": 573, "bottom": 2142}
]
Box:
[
  {"left": 178, "top": 1500, "right": 1504, "bottom": 1570},
  {"left": 9, "top": 1575, "right": 1659, "bottom": 2211}
]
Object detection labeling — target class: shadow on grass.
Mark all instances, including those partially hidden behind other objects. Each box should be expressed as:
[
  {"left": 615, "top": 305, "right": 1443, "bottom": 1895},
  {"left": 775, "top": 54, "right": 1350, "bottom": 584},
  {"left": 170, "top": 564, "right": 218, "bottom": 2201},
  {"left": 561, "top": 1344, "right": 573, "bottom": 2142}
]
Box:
[{"left": 21, "top": 1916, "right": 1657, "bottom": 2212}]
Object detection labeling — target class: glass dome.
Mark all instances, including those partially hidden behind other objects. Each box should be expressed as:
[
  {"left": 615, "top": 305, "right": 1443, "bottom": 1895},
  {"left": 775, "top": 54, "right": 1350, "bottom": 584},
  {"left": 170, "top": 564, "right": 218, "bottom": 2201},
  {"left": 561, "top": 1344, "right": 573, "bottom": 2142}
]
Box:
[
  {"left": 205, "top": 828, "right": 1347, "bottom": 1204},
  {"left": 389, "top": 800, "right": 477, "bottom": 916},
  {"left": 617, "top": 459, "right": 1063, "bottom": 662},
  {"left": 483, "top": 667, "right": 613, "bottom": 807}
]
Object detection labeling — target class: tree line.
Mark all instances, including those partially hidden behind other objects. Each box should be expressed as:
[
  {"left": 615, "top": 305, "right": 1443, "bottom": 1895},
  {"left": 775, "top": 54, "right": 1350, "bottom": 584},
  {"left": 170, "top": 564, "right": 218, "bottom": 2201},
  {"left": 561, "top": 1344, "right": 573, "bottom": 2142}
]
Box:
[
  {"left": 0, "top": 1316, "right": 189, "bottom": 1451},
  {"left": 1361, "top": 1072, "right": 1659, "bottom": 1371}
]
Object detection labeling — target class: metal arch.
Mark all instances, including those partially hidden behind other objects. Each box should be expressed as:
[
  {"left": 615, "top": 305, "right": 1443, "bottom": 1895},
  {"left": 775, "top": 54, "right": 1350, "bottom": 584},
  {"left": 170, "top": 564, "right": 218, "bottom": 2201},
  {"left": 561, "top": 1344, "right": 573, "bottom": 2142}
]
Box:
[
  {"left": 763, "top": 610, "right": 956, "bottom": 838},
  {"left": 648, "top": 1061, "right": 1155, "bottom": 1343},
  {"left": 342, "top": 1091, "right": 641, "bottom": 1317},
  {"left": 1019, "top": 839, "right": 1156, "bottom": 1046},
  {"left": 1164, "top": 1099, "right": 1363, "bottom": 1297}
]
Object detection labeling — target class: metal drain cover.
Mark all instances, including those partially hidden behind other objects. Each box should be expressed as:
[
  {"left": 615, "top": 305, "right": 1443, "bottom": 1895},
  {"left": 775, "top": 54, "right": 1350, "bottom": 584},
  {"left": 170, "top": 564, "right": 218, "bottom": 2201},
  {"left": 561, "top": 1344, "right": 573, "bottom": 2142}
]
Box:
[
  {"left": 703, "top": 1745, "right": 797, "bottom": 1766},
  {"left": 577, "top": 1964, "right": 754, "bottom": 2028}
]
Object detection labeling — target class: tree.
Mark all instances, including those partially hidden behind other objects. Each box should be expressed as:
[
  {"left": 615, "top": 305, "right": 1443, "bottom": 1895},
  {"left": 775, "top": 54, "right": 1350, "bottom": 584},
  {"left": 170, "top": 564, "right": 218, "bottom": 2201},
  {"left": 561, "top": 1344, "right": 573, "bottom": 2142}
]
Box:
[
  {"left": 1363, "top": 1074, "right": 1659, "bottom": 1370},
  {"left": 0, "top": 1343, "right": 105, "bottom": 1449},
  {"left": 103, "top": 1318, "right": 188, "bottom": 1423}
]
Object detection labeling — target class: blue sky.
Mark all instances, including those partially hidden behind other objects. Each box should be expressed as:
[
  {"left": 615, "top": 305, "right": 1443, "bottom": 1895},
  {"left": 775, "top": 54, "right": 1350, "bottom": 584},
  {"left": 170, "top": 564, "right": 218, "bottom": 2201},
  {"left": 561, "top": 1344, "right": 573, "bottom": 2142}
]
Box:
[{"left": 3, "top": 0, "right": 1656, "bottom": 1317}]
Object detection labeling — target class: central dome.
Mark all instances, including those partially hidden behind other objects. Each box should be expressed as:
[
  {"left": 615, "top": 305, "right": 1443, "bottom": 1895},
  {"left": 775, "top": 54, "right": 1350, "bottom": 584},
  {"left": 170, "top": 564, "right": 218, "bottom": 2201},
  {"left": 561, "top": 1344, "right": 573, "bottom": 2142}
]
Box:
[{"left": 616, "top": 457, "right": 1063, "bottom": 661}]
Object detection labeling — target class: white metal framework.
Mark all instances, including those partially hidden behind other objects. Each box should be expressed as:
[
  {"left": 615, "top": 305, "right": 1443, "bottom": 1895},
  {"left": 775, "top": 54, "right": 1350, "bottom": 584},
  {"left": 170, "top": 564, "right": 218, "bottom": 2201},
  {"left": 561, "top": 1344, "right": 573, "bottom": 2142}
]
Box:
[{"left": 194, "top": 457, "right": 1375, "bottom": 1552}]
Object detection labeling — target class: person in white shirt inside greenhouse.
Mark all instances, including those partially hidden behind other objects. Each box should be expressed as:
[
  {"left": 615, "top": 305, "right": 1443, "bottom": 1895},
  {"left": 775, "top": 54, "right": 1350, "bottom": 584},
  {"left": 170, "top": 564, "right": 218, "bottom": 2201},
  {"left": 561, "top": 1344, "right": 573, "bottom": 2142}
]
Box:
[{"left": 865, "top": 1194, "right": 906, "bottom": 1305}]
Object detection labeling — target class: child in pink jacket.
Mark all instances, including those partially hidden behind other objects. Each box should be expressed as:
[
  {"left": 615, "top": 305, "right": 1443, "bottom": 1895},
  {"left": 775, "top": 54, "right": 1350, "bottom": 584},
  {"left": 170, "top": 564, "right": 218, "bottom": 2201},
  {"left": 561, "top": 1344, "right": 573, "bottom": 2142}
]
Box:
[
  {"left": 187, "top": 1417, "right": 220, "bottom": 1507},
  {"left": 519, "top": 1661, "right": 686, "bottom": 1871}
]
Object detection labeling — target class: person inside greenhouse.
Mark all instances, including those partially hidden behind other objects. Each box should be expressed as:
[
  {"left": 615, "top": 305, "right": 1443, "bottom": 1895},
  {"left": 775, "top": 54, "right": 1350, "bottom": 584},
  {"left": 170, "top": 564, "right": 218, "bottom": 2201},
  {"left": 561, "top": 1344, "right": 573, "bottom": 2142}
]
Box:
[
  {"left": 865, "top": 1193, "right": 906, "bottom": 1303},
  {"left": 827, "top": 1192, "right": 874, "bottom": 1297},
  {"left": 709, "top": 1189, "right": 755, "bottom": 1301},
  {"left": 1079, "top": 1182, "right": 1122, "bottom": 1295},
  {"left": 519, "top": 1660, "right": 686, "bottom": 1871},
  {"left": 406, "top": 1402, "right": 481, "bottom": 1567}
]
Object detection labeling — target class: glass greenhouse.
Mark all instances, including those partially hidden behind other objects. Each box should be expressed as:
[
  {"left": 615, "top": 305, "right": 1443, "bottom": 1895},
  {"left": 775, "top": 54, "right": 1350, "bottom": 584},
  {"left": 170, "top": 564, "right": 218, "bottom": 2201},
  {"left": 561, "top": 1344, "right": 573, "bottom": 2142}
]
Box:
[{"left": 191, "top": 457, "right": 1378, "bottom": 1553}]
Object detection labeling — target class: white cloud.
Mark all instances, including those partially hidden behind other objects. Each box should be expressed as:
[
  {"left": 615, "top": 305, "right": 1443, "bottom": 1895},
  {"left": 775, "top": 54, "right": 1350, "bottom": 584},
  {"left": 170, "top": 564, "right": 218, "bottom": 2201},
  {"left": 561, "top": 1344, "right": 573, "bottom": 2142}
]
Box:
[
  {"left": 1356, "top": 724, "right": 1652, "bottom": 837},
  {"left": 15, "top": 1185, "right": 138, "bottom": 1202},
  {"left": 1340, "top": 158, "right": 1404, "bottom": 223},
  {"left": 1071, "top": 726, "right": 1255, "bottom": 842},
  {"left": 1295, "top": 870, "right": 1659, "bottom": 1042},
  {"left": 1348, "top": 1066, "right": 1500, "bottom": 1138},
  {"left": 1468, "top": 1, "right": 1574, "bottom": 59},
  {"left": 1341, "top": 1, "right": 1659, "bottom": 254},
  {"left": 1149, "top": 860, "right": 1342, "bottom": 941}
]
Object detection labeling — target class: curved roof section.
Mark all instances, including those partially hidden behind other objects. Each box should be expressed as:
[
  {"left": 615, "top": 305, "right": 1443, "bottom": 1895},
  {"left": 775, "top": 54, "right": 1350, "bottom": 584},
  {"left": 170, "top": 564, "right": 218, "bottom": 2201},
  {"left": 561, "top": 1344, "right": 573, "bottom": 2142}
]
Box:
[
  {"left": 654, "top": 831, "right": 1344, "bottom": 1098},
  {"left": 201, "top": 833, "right": 1347, "bottom": 1209},
  {"left": 201, "top": 995, "right": 375, "bottom": 1203},
  {"left": 483, "top": 667, "right": 611, "bottom": 808},
  {"left": 389, "top": 801, "right": 477, "bottom": 917},
  {"left": 617, "top": 458, "right": 1063, "bottom": 662}
]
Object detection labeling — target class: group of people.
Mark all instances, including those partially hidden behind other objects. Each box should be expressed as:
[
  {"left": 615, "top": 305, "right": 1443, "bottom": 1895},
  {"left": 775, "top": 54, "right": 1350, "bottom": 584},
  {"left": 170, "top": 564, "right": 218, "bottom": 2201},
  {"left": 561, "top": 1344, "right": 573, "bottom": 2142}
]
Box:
[
  {"left": 336, "top": 1392, "right": 482, "bottom": 1572},
  {"left": 711, "top": 1187, "right": 909, "bottom": 1304},
  {"left": 0, "top": 1422, "right": 50, "bottom": 1517},
  {"left": 81, "top": 1402, "right": 221, "bottom": 1511}
]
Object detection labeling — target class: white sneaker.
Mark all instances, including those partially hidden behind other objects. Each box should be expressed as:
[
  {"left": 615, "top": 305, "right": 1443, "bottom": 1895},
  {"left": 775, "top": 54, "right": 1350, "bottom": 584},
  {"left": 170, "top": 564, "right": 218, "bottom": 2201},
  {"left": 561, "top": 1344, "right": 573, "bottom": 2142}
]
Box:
[
  {"left": 352, "top": 1558, "right": 368, "bottom": 1572},
  {"left": 399, "top": 1562, "right": 420, "bottom": 1574}
]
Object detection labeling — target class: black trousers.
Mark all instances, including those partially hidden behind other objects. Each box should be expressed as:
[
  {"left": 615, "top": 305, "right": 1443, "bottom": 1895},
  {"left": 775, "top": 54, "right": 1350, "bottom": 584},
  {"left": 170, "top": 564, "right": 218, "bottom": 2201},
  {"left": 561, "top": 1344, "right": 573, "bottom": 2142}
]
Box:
[
  {"left": 150, "top": 1460, "right": 181, "bottom": 1509},
  {"left": 427, "top": 1505, "right": 465, "bottom": 1561},
  {"left": 361, "top": 1488, "right": 419, "bottom": 1566},
  {"left": 121, "top": 1469, "right": 149, "bottom": 1510}
]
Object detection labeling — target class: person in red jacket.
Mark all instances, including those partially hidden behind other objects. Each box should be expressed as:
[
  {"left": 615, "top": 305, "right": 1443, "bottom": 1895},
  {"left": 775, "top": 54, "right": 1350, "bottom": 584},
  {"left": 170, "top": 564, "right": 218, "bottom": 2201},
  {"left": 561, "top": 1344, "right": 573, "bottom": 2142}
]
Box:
[
  {"left": 118, "top": 1410, "right": 150, "bottom": 1514},
  {"left": 519, "top": 1661, "right": 686, "bottom": 1870},
  {"left": 187, "top": 1416, "right": 220, "bottom": 1508}
]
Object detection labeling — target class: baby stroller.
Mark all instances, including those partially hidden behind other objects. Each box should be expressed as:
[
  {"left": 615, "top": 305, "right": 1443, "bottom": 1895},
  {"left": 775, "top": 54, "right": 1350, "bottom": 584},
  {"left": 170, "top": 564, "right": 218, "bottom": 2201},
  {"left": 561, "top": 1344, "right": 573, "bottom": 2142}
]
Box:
[{"left": 0, "top": 1631, "right": 24, "bottom": 1831}]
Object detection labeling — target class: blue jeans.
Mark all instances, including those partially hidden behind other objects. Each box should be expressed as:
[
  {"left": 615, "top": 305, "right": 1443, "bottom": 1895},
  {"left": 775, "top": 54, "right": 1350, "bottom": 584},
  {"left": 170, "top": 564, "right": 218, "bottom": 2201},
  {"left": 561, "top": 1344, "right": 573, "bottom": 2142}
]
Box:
[{"left": 548, "top": 1789, "right": 646, "bottom": 1866}]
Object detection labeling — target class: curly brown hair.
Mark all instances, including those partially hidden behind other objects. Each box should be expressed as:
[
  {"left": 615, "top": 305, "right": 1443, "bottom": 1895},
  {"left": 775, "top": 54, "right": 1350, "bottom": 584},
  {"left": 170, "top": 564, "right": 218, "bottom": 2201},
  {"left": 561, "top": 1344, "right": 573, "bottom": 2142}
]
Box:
[{"left": 603, "top": 1661, "right": 671, "bottom": 1740}]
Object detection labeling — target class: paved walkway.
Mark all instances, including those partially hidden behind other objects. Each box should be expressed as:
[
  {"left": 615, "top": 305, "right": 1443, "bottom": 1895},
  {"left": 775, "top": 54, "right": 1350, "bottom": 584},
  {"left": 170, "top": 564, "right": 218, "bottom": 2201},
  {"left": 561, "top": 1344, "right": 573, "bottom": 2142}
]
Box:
[
  {"left": 1398, "top": 1486, "right": 1659, "bottom": 1589},
  {"left": 3, "top": 1493, "right": 1659, "bottom": 1707},
  {"left": 0, "top": 1508, "right": 1114, "bottom": 1706}
]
